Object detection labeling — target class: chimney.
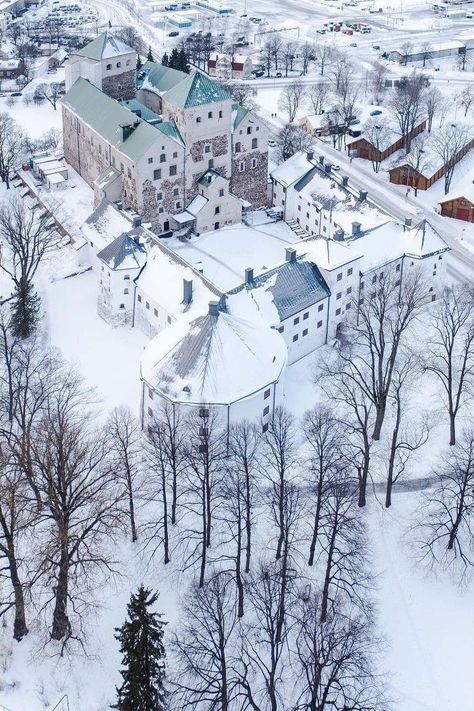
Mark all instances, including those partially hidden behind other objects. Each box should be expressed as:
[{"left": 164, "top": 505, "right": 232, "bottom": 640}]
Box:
[
  {"left": 120, "top": 122, "right": 138, "bottom": 141},
  {"left": 334, "top": 228, "right": 345, "bottom": 241},
  {"left": 245, "top": 267, "right": 254, "bottom": 284},
  {"left": 307, "top": 150, "right": 314, "bottom": 161},
  {"left": 352, "top": 221, "right": 361, "bottom": 235},
  {"left": 319, "top": 155, "right": 325, "bottom": 165},
  {"left": 132, "top": 215, "right": 141, "bottom": 227},
  {"left": 286, "top": 247, "right": 297, "bottom": 263},
  {"left": 183, "top": 278, "right": 193, "bottom": 305},
  {"left": 341, "top": 175, "right": 349, "bottom": 186},
  {"left": 324, "top": 162, "right": 332, "bottom": 174},
  {"left": 405, "top": 216, "right": 412, "bottom": 227},
  {"left": 359, "top": 190, "right": 368, "bottom": 202},
  {"left": 208, "top": 300, "right": 219, "bottom": 316}
]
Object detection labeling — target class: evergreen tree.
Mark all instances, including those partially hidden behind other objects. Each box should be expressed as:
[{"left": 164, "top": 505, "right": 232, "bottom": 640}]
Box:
[
  {"left": 147, "top": 46, "right": 154, "bottom": 63},
  {"left": 168, "top": 48, "right": 179, "bottom": 69},
  {"left": 114, "top": 586, "right": 166, "bottom": 711},
  {"left": 10, "top": 277, "right": 40, "bottom": 339},
  {"left": 161, "top": 52, "right": 169, "bottom": 67},
  {"left": 178, "top": 48, "right": 190, "bottom": 73},
  {"left": 137, "top": 54, "right": 143, "bottom": 71}
]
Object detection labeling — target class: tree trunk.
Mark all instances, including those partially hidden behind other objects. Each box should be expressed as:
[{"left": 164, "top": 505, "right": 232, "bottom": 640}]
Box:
[
  {"left": 161, "top": 464, "right": 170, "bottom": 564},
  {"left": 51, "top": 544, "right": 70, "bottom": 641},
  {"left": 244, "top": 466, "right": 252, "bottom": 573},
  {"left": 358, "top": 452, "right": 370, "bottom": 508},
  {"left": 308, "top": 474, "right": 323, "bottom": 566},
  {"left": 449, "top": 410, "right": 456, "bottom": 446},
  {"left": 125, "top": 464, "right": 137, "bottom": 543},
  {"left": 320, "top": 515, "right": 337, "bottom": 623},
  {"left": 236, "top": 518, "right": 244, "bottom": 618},
  {"left": 372, "top": 399, "right": 386, "bottom": 441},
  {"left": 275, "top": 479, "right": 284, "bottom": 560},
  {"left": 1, "top": 518, "right": 28, "bottom": 641}
]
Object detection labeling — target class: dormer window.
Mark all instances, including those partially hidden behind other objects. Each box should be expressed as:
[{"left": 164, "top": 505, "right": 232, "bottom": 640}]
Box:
[
  {"left": 106, "top": 63, "right": 112, "bottom": 70},
  {"left": 117, "top": 61, "right": 121, "bottom": 68},
  {"left": 196, "top": 116, "right": 202, "bottom": 123}
]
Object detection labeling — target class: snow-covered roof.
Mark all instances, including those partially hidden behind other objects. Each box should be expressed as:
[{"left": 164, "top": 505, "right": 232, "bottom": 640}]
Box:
[
  {"left": 356, "top": 219, "right": 449, "bottom": 273},
  {"left": 295, "top": 236, "right": 362, "bottom": 271},
  {"left": 440, "top": 168, "right": 474, "bottom": 204},
  {"left": 135, "top": 245, "right": 216, "bottom": 317},
  {"left": 141, "top": 307, "right": 287, "bottom": 405},
  {"left": 186, "top": 194, "right": 207, "bottom": 215},
  {"left": 75, "top": 32, "right": 135, "bottom": 60},
  {"left": 97, "top": 233, "right": 146, "bottom": 271},
  {"left": 271, "top": 152, "right": 313, "bottom": 188},
  {"left": 81, "top": 200, "right": 134, "bottom": 252}
]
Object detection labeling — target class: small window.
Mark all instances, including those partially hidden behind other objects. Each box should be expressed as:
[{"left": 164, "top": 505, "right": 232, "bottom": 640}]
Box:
[
  {"left": 317, "top": 320, "right": 322, "bottom": 328},
  {"left": 262, "top": 422, "right": 268, "bottom": 433},
  {"left": 235, "top": 142, "right": 241, "bottom": 153},
  {"left": 196, "top": 116, "right": 202, "bottom": 123},
  {"left": 146, "top": 301, "right": 150, "bottom": 310},
  {"left": 239, "top": 161, "right": 245, "bottom": 172},
  {"left": 148, "top": 388, "right": 154, "bottom": 399},
  {"left": 199, "top": 407, "right": 209, "bottom": 417},
  {"left": 175, "top": 201, "right": 181, "bottom": 209},
  {"left": 278, "top": 325, "right": 284, "bottom": 333},
  {"left": 199, "top": 426, "right": 209, "bottom": 437},
  {"left": 336, "top": 292, "right": 342, "bottom": 300},
  {"left": 252, "top": 138, "right": 258, "bottom": 149},
  {"left": 205, "top": 144, "right": 211, "bottom": 153},
  {"left": 158, "top": 207, "right": 164, "bottom": 213},
  {"left": 173, "top": 151, "right": 178, "bottom": 158},
  {"left": 336, "top": 308, "right": 341, "bottom": 316},
  {"left": 372, "top": 275, "right": 377, "bottom": 284},
  {"left": 294, "top": 317, "right": 300, "bottom": 325},
  {"left": 124, "top": 274, "right": 130, "bottom": 280},
  {"left": 127, "top": 168, "right": 131, "bottom": 178},
  {"left": 208, "top": 111, "right": 213, "bottom": 119},
  {"left": 168, "top": 315, "right": 172, "bottom": 324},
  {"left": 173, "top": 187, "right": 179, "bottom": 196},
  {"left": 263, "top": 405, "right": 270, "bottom": 416},
  {"left": 293, "top": 334, "right": 299, "bottom": 342},
  {"left": 215, "top": 206, "right": 220, "bottom": 215},
  {"left": 137, "top": 294, "right": 142, "bottom": 302},
  {"left": 117, "top": 61, "right": 121, "bottom": 68},
  {"left": 360, "top": 281, "right": 365, "bottom": 290},
  {"left": 264, "top": 388, "right": 271, "bottom": 399},
  {"left": 219, "top": 110, "right": 223, "bottom": 118},
  {"left": 302, "top": 328, "right": 308, "bottom": 337},
  {"left": 247, "top": 126, "right": 252, "bottom": 135},
  {"left": 124, "top": 288, "right": 129, "bottom": 295},
  {"left": 160, "top": 154, "right": 166, "bottom": 163},
  {"left": 219, "top": 188, "right": 224, "bottom": 197},
  {"left": 318, "top": 303, "right": 323, "bottom": 312},
  {"left": 147, "top": 407, "right": 153, "bottom": 417},
  {"left": 154, "top": 308, "right": 158, "bottom": 317},
  {"left": 251, "top": 158, "right": 257, "bottom": 169},
  {"left": 346, "top": 303, "right": 351, "bottom": 311},
  {"left": 347, "top": 267, "right": 353, "bottom": 276},
  {"left": 153, "top": 169, "right": 161, "bottom": 180},
  {"left": 303, "top": 312, "right": 309, "bottom": 320},
  {"left": 106, "top": 63, "right": 112, "bottom": 70},
  {"left": 346, "top": 287, "right": 352, "bottom": 295},
  {"left": 396, "top": 263, "right": 401, "bottom": 272},
  {"left": 170, "top": 165, "right": 177, "bottom": 176},
  {"left": 337, "top": 272, "right": 342, "bottom": 281}
]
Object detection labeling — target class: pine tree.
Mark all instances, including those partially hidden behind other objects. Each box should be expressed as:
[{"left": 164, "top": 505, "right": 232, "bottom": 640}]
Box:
[
  {"left": 10, "top": 277, "right": 40, "bottom": 339},
  {"left": 147, "top": 46, "right": 154, "bottom": 63},
  {"left": 168, "top": 48, "right": 179, "bottom": 69},
  {"left": 114, "top": 587, "right": 166, "bottom": 711},
  {"left": 178, "top": 48, "right": 190, "bottom": 73},
  {"left": 161, "top": 52, "right": 169, "bottom": 67},
  {"left": 137, "top": 55, "right": 143, "bottom": 71}
]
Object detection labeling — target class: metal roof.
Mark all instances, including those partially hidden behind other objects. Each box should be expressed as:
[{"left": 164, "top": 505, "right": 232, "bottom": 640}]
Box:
[
  {"left": 75, "top": 32, "right": 134, "bottom": 61},
  {"left": 164, "top": 70, "right": 230, "bottom": 109},
  {"left": 138, "top": 60, "right": 187, "bottom": 93},
  {"left": 97, "top": 233, "right": 146, "bottom": 270},
  {"left": 62, "top": 78, "right": 182, "bottom": 160}
]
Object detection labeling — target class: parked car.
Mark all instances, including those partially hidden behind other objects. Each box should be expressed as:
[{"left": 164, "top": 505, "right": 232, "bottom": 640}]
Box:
[
  {"left": 350, "top": 41, "right": 357, "bottom": 47},
  {"left": 268, "top": 138, "right": 276, "bottom": 147},
  {"left": 332, "top": 164, "right": 341, "bottom": 171},
  {"left": 372, "top": 44, "right": 380, "bottom": 49},
  {"left": 252, "top": 69, "right": 265, "bottom": 77},
  {"left": 370, "top": 109, "right": 382, "bottom": 116},
  {"left": 168, "top": 30, "right": 179, "bottom": 36}
]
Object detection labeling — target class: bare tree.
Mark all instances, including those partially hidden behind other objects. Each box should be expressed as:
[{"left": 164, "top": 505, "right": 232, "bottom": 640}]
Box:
[
  {"left": 275, "top": 123, "right": 313, "bottom": 162},
  {"left": 400, "top": 134, "right": 432, "bottom": 196},
  {"left": 415, "top": 431, "right": 474, "bottom": 580},
  {"left": 370, "top": 61, "right": 388, "bottom": 104},
  {"left": 399, "top": 41, "right": 413, "bottom": 66},
  {"left": 0, "top": 113, "right": 26, "bottom": 190},
  {"left": 172, "top": 572, "right": 239, "bottom": 711},
  {"left": 330, "top": 51, "right": 350, "bottom": 94},
  {"left": 420, "top": 41, "right": 432, "bottom": 68},
  {"left": 294, "top": 591, "right": 386, "bottom": 711},
  {"left": 362, "top": 118, "right": 392, "bottom": 173},
  {"left": 314, "top": 43, "right": 332, "bottom": 76},
  {"left": 302, "top": 406, "right": 345, "bottom": 566},
  {"left": 424, "top": 86, "right": 443, "bottom": 132},
  {"left": 388, "top": 74, "right": 426, "bottom": 152},
  {"left": 278, "top": 80, "right": 306, "bottom": 123},
  {"left": 307, "top": 82, "right": 330, "bottom": 116},
  {"left": 108, "top": 406, "right": 142, "bottom": 543},
  {"left": 0, "top": 197, "right": 58, "bottom": 338},
  {"left": 424, "top": 286, "right": 474, "bottom": 446},
  {"left": 261, "top": 407, "right": 299, "bottom": 560},
  {"left": 384, "top": 357, "right": 430, "bottom": 508},
  {"left": 281, "top": 39, "right": 297, "bottom": 77},
  {"left": 457, "top": 87, "right": 474, "bottom": 117},
  {"left": 181, "top": 408, "right": 225, "bottom": 587},
  {"left": 31, "top": 364, "right": 124, "bottom": 644},
  {"left": 432, "top": 122, "right": 471, "bottom": 195},
  {"left": 300, "top": 41, "right": 315, "bottom": 75},
  {"left": 0, "top": 451, "right": 32, "bottom": 641},
  {"left": 34, "top": 82, "right": 62, "bottom": 110}
]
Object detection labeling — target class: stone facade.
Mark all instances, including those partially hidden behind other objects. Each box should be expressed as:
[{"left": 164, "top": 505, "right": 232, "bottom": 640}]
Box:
[
  {"left": 232, "top": 150, "right": 268, "bottom": 208},
  {"left": 102, "top": 68, "right": 136, "bottom": 101}
]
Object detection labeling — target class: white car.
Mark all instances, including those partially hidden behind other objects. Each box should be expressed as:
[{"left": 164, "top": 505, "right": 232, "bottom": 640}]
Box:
[{"left": 268, "top": 138, "right": 276, "bottom": 147}]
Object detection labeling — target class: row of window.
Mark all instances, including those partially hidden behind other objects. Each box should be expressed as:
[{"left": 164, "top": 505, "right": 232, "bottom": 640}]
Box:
[
  {"left": 238, "top": 158, "right": 258, "bottom": 171},
  {"left": 105, "top": 60, "right": 132, "bottom": 70},
  {"left": 153, "top": 165, "right": 177, "bottom": 180},
  {"left": 196, "top": 109, "right": 224, "bottom": 123},
  {"left": 148, "top": 151, "right": 178, "bottom": 165},
  {"left": 137, "top": 295, "right": 172, "bottom": 323},
  {"left": 235, "top": 138, "right": 258, "bottom": 152}
]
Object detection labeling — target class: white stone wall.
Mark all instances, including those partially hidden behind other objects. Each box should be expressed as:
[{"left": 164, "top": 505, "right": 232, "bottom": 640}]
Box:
[{"left": 277, "top": 299, "right": 330, "bottom": 365}]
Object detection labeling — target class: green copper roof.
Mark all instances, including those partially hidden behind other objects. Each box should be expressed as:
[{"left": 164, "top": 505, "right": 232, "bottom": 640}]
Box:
[
  {"left": 138, "top": 60, "right": 187, "bottom": 92},
  {"left": 75, "top": 32, "right": 134, "bottom": 61},
  {"left": 62, "top": 78, "right": 182, "bottom": 161},
  {"left": 165, "top": 71, "right": 230, "bottom": 109}
]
